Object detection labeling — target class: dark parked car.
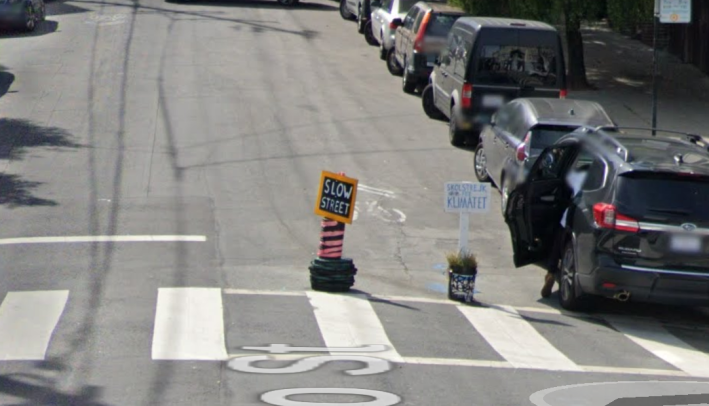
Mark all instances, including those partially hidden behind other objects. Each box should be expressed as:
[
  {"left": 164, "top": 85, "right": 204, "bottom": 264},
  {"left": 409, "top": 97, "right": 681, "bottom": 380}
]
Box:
[
  {"left": 0, "top": 0, "right": 45, "bottom": 32},
  {"left": 389, "top": 1, "right": 465, "bottom": 93},
  {"left": 504, "top": 126, "right": 709, "bottom": 310},
  {"left": 475, "top": 98, "right": 615, "bottom": 213},
  {"left": 423, "top": 17, "right": 567, "bottom": 148}
]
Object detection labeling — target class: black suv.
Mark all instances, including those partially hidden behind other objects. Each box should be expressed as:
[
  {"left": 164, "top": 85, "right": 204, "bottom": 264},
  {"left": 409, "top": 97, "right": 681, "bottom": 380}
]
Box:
[
  {"left": 504, "top": 126, "right": 709, "bottom": 310},
  {"left": 390, "top": 2, "right": 465, "bottom": 93}
]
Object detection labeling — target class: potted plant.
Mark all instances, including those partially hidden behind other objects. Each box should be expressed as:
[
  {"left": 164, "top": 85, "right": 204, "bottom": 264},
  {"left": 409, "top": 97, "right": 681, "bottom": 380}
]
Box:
[{"left": 446, "top": 249, "right": 478, "bottom": 303}]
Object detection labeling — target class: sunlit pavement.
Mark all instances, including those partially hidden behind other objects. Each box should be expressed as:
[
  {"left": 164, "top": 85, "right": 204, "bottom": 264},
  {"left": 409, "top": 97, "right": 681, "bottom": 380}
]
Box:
[{"left": 1, "top": 0, "right": 709, "bottom": 404}]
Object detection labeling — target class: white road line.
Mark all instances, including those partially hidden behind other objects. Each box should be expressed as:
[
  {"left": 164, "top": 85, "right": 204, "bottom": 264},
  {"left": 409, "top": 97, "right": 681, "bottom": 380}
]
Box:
[
  {"left": 307, "top": 291, "right": 403, "bottom": 362},
  {"left": 0, "top": 235, "right": 207, "bottom": 245},
  {"left": 580, "top": 365, "right": 687, "bottom": 377},
  {"left": 0, "top": 291, "right": 69, "bottom": 361},
  {"left": 606, "top": 316, "right": 709, "bottom": 378},
  {"left": 152, "top": 288, "right": 228, "bottom": 361},
  {"left": 458, "top": 305, "right": 582, "bottom": 371},
  {"left": 222, "top": 289, "right": 304, "bottom": 296},
  {"left": 404, "top": 357, "right": 513, "bottom": 369},
  {"left": 358, "top": 184, "right": 396, "bottom": 198}
]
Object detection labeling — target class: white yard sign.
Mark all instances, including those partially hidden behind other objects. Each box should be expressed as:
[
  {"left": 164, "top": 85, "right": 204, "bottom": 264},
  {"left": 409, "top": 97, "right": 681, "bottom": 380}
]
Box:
[
  {"left": 658, "top": 0, "right": 692, "bottom": 23},
  {"left": 444, "top": 182, "right": 491, "bottom": 251}
]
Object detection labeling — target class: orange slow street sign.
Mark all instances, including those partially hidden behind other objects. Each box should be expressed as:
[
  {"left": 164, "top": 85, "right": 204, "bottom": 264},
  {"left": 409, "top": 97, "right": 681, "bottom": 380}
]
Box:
[{"left": 314, "top": 171, "right": 358, "bottom": 224}]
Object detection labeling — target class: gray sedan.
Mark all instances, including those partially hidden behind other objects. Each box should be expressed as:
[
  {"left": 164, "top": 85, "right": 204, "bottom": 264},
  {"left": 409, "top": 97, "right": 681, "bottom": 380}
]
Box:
[{"left": 474, "top": 98, "right": 616, "bottom": 213}]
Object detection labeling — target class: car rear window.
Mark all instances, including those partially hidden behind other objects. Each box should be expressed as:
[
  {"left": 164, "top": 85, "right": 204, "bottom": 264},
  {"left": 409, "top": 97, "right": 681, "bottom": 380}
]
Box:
[
  {"left": 615, "top": 173, "right": 709, "bottom": 223},
  {"left": 426, "top": 14, "right": 461, "bottom": 37},
  {"left": 473, "top": 29, "right": 562, "bottom": 88},
  {"left": 530, "top": 125, "right": 578, "bottom": 155}
]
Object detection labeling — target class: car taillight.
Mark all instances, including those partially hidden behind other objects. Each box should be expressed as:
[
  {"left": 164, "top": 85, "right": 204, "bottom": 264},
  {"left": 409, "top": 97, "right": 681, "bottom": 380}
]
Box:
[
  {"left": 389, "top": 21, "right": 398, "bottom": 29},
  {"left": 593, "top": 203, "right": 639, "bottom": 233},
  {"left": 461, "top": 83, "right": 473, "bottom": 109},
  {"left": 413, "top": 12, "right": 431, "bottom": 52},
  {"left": 560, "top": 89, "right": 568, "bottom": 99},
  {"left": 516, "top": 131, "right": 531, "bottom": 162}
]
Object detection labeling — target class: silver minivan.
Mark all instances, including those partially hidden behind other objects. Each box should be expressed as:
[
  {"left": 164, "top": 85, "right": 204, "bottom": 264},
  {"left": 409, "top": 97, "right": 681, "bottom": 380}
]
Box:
[{"left": 474, "top": 98, "right": 616, "bottom": 213}]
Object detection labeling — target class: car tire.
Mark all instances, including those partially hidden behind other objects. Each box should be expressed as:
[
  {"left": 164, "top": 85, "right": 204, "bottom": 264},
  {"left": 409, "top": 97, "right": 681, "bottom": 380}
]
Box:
[
  {"left": 340, "top": 0, "right": 355, "bottom": 20},
  {"left": 422, "top": 84, "right": 444, "bottom": 120},
  {"left": 24, "top": 7, "right": 36, "bottom": 32},
  {"left": 474, "top": 144, "right": 491, "bottom": 183},
  {"left": 559, "top": 241, "right": 589, "bottom": 311},
  {"left": 386, "top": 48, "right": 403, "bottom": 76},
  {"left": 379, "top": 35, "right": 387, "bottom": 60},
  {"left": 449, "top": 107, "right": 466, "bottom": 147},
  {"left": 356, "top": 5, "right": 365, "bottom": 33},
  {"left": 402, "top": 59, "right": 416, "bottom": 94},
  {"left": 364, "top": 21, "right": 378, "bottom": 46},
  {"left": 499, "top": 175, "right": 510, "bottom": 214}
]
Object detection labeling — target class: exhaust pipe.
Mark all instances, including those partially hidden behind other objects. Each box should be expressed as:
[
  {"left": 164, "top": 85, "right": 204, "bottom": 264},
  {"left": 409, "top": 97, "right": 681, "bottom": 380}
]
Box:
[{"left": 614, "top": 290, "right": 631, "bottom": 302}]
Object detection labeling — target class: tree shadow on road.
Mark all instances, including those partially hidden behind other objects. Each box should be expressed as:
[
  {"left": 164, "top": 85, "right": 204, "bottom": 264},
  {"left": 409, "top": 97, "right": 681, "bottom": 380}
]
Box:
[
  {"left": 0, "top": 67, "right": 14, "bottom": 99},
  {"left": 0, "top": 118, "right": 82, "bottom": 207},
  {"left": 0, "top": 373, "right": 111, "bottom": 406},
  {"left": 0, "top": 118, "right": 82, "bottom": 161}
]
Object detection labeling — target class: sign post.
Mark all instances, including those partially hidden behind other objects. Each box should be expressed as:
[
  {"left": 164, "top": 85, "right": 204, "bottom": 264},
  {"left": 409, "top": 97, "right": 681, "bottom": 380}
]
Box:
[
  {"left": 444, "top": 182, "right": 491, "bottom": 252},
  {"left": 652, "top": 0, "right": 692, "bottom": 135},
  {"left": 310, "top": 171, "right": 359, "bottom": 292}
]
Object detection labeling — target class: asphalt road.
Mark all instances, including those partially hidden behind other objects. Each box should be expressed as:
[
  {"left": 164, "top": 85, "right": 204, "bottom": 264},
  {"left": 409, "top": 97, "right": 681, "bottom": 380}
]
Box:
[{"left": 1, "top": 0, "right": 709, "bottom": 404}]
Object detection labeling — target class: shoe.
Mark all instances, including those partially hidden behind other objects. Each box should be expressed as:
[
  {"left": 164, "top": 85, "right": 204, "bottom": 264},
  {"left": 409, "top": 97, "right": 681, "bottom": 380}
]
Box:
[{"left": 541, "top": 273, "right": 554, "bottom": 298}]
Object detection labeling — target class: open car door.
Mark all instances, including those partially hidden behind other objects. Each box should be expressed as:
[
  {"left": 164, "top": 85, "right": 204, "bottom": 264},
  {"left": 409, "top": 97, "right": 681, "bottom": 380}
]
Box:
[{"left": 503, "top": 144, "right": 578, "bottom": 267}]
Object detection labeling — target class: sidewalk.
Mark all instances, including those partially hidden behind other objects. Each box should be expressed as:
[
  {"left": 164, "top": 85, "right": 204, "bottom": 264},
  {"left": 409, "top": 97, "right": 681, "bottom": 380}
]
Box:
[{"left": 571, "top": 22, "right": 709, "bottom": 137}]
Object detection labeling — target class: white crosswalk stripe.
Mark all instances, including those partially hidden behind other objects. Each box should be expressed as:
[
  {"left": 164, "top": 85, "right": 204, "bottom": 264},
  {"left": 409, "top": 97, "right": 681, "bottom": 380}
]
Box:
[
  {"left": 151, "top": 287, "right": 228, "bottom": 361},
  {"left": 0, "top": 290, "right": 69, "bottom": 361},
  {"left": 458, "top": 305, "right": 582, "bottom": 371},
  {"left": 306, "top": 291, "right": 403, "bottom": 362},
  {"left": 3, "top": 287, "right": 709, "bottom": 378},
  {"left": 605, "top": 316, "right": 709, "bottom": 378}
]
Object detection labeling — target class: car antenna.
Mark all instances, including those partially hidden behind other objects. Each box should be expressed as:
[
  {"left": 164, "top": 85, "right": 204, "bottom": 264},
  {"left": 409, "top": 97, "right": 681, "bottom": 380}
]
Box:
[{"left": 569, "top": 108, "right": 575, "bottom": 116}]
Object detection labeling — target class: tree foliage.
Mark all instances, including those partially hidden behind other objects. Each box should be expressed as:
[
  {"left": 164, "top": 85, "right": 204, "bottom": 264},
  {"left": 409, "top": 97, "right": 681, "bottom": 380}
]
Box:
[{"left": 606, "top": 0, "right": 654, "bottom": 34}]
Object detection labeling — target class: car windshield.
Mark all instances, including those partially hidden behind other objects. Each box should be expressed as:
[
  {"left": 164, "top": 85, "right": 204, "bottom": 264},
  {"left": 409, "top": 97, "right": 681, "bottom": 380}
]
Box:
[
  {"left": 615, "top": 173, "right": 709, "bottom": 222},
  {"left": 426, "top": 14, "right": 461, "bottom": 37},
  {"left": 530, "top": 125, "right": 579, "bottom": 155}
]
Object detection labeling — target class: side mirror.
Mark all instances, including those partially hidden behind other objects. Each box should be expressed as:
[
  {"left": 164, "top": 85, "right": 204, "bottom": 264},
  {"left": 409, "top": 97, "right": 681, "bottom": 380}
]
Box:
[{"left": 391, "top": 18, "right": 403, "bottom": 27}]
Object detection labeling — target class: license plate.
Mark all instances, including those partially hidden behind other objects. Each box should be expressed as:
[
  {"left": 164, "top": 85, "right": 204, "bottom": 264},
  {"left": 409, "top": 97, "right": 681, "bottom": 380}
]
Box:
[
  {"left": 670, "top": 234, "right": 703, "bottom": 253},
  {"left": 482, "top": 94, "right": 505, "bottom": 108}
]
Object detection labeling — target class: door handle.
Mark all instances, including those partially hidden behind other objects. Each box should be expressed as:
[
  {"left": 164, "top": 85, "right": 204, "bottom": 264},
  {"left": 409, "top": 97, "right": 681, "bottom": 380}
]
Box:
[{"left": 442, "top": 72, "right": 448, "bottom": 77}]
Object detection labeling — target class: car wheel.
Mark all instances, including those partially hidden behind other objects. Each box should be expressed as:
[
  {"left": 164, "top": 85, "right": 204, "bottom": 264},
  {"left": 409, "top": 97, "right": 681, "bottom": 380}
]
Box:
[
  {"left": 25, "top": 7, "right": 36, "bottom": 32},
  {"left": 340, "top": 0, "right": 354, "bottom": 20},
  {"left": 500, "top": 175, "right": 510, "bottom": 214},
  {"left": 364, "top": 21, "right": 378, "bottom": 46},
  {"left": 356, "top": 5, "right": 365, "bottom": 33},
  {"left": 474, "top": 144, "right": 491, "bottom": 183},
  {"left": 422, "top": 84, "right": 444, "bottom": 120},
  {"left": 386, "top": 48, "right": 403, "bottom": 76},
  {"left": 379, "top": 35, "right": 387, "bottom": 60},
  {"left": 449, "top": 107, "right": 465, "bottom": 147},
  {"left": 402, "top": 59, "right": 416, "bottom": 94},
  {"left": 559, "top": 241, "right": 589, "bottom": 311}
]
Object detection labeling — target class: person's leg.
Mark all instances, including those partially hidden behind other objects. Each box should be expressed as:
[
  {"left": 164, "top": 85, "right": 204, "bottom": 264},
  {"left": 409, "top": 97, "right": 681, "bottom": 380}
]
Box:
[{"left": 542, "top": 227, "right": 566, "bottom": 298}]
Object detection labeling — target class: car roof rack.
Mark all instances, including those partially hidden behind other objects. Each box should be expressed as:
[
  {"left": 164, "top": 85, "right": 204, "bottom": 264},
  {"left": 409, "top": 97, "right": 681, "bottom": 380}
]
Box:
[
  {"left": 573, "top": 125, "right": 631, "bottom": 161},
  {"left": 598, "top": 126, "right": 709, "bottom": 148}
]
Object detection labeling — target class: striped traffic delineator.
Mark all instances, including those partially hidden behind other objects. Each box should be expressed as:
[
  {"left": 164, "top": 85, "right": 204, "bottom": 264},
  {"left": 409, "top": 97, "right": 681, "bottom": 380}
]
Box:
[{"left": 309, "top": 172, "right": 357, "bottom": 292}]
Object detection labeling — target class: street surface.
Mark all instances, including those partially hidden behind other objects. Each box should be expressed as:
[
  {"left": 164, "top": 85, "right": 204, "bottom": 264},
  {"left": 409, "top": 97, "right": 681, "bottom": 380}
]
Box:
[{"left": 1, "top": 0, "right": 709, "bottom": 404}]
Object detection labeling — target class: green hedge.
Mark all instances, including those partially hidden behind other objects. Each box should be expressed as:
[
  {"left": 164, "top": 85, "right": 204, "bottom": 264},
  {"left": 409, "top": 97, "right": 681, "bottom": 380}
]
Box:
[{"left": 606, "top": 0, "right": 654, "bottom": 34}]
